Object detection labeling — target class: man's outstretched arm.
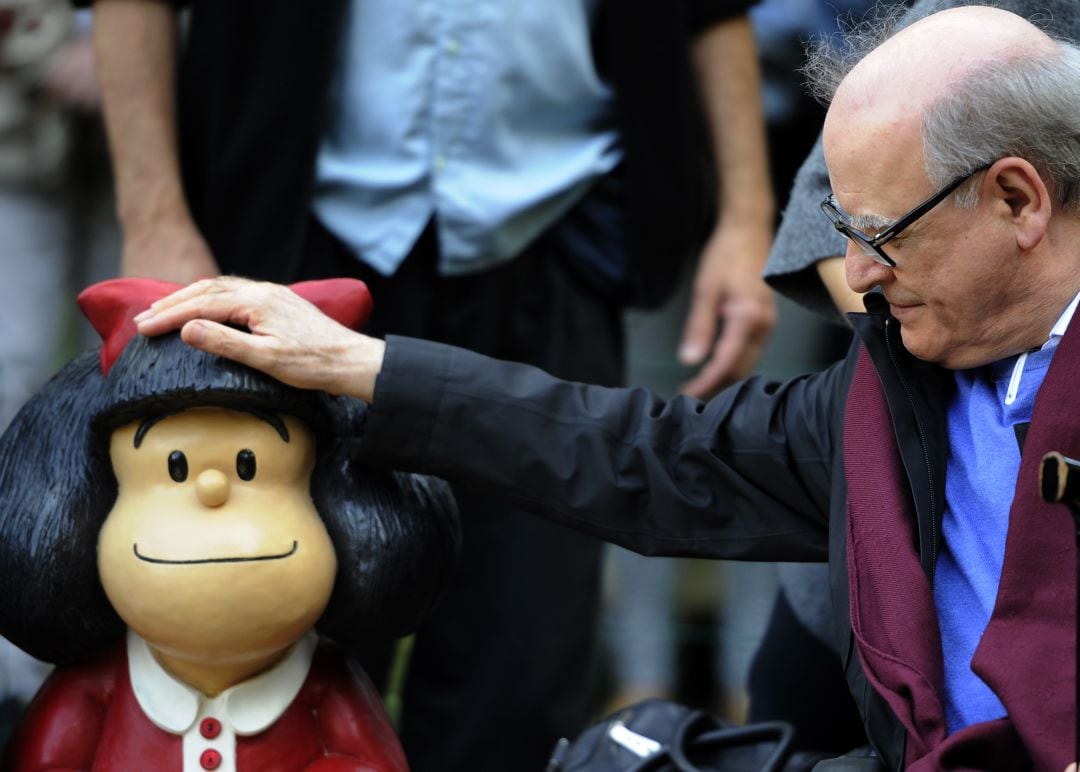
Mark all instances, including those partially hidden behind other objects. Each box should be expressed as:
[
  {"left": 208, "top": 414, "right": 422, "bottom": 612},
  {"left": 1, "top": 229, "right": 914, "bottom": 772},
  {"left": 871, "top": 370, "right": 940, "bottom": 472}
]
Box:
[
  {"left": 135, "top": 277, "right": 840, "bottom": 561},
  {"left": 94, "top": 0, "right": 219, "bottom": 282}
]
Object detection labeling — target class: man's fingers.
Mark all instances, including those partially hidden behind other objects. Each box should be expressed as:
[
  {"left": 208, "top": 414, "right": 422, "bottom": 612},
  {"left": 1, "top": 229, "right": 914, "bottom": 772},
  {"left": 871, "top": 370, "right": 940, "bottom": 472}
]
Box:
[
  {"left": 681, "top": 316, "right": 749, "bottom": 399},
  {"left": 180, "top": 320, "right": 272, "bottom": 373},
  {"left": 679, "top": 293, "right": 720, "bottom": 366},
  {"left": 681, "top": 300, "right": 774, "bottom": 399},
  {"left": 137, "top": 287, "right": 258, "bottom": 337},
  {"left": 137, "top": 277, "right": 225, "bottom": 316},
  {"left": 136, "top": 275, "right": 254, "bottom": 322}
]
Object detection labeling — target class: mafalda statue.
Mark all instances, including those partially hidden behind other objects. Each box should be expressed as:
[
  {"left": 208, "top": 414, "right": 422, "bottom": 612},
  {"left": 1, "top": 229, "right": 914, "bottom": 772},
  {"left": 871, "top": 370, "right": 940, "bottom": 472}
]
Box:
[{"left": 0, "top": 278, "right": 459, "bottom": 771}]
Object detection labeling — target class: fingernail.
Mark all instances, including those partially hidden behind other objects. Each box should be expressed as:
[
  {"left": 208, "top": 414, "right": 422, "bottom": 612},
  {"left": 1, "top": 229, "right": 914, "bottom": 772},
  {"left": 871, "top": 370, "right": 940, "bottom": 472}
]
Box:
[
  {"left": 133, "top": 309, "right": 152, "bottom": 322},
  {"left": 679, "top": 344, "right": 702, "bottom": 363}
]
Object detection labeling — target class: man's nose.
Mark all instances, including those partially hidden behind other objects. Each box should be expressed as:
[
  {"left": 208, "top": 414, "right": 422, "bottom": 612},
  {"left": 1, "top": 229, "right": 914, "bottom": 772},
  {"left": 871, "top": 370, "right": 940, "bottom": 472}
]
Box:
[
  {"left": 196, "top": 469, "right": 231, "bottom": 508},
  {"left": 844, "top": 244, "right": 893, "bottom": 295}
]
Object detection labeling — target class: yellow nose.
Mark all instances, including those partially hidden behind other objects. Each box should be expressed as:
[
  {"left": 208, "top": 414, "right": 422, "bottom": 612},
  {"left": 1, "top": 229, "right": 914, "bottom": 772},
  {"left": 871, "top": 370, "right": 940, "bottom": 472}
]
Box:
[{"left": 196, "top": 469, "right": 231, "bottom": 508}]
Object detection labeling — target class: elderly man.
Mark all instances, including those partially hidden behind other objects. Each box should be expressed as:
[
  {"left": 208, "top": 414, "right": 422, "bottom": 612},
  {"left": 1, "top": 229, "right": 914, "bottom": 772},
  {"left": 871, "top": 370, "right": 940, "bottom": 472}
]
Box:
[
  {"left": 767, "top": 0, "right": 1080, "bottom": 324},
  {"left": 135, "top": 6, "right": 1080, "bottom": 769}
]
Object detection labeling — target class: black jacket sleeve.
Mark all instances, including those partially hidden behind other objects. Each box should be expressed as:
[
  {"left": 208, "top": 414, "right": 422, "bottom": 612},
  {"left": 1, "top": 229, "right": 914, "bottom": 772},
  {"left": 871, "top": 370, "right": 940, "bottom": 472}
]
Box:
[{"left": 359, "top": 336, "right": 853, "bottom": 562}]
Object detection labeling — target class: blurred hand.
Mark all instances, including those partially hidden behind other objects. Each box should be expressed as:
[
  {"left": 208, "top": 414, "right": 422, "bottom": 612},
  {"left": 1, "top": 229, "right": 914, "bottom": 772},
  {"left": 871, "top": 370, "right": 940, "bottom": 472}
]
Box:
[
  {"left": 678, "top": 222, "right": 776, "bottom": 399},
  {"left": 43, "top": 38, "right": 101, "bottom": 110},
  {"left": 122, "top": 217, "right": 221, "bottom": 284},
  {"left": 135, "top": 277, "right": 385, "bottom": 401},
  {"left": 816, "top": 255, "right": 864, "bottom": 316}
]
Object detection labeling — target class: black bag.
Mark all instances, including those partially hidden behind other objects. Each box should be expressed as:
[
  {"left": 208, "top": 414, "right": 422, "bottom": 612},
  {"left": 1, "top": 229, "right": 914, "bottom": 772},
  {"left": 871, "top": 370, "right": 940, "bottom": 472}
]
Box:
[{"left": 545, "top": 699, "right": 803, "bottom": 772}]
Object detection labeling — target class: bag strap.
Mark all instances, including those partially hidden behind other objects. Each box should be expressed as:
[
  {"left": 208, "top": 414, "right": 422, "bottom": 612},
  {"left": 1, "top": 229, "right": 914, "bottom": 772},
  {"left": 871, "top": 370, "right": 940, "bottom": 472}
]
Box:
[
  {"left": 689, "top": 722, "right": 795, "bottom": 772},
  {"left": 669, "top": 712, "right": 719, "bottom": 772},
  {"left": 626, "top": 713, "right": 795, "bottom": 772}
]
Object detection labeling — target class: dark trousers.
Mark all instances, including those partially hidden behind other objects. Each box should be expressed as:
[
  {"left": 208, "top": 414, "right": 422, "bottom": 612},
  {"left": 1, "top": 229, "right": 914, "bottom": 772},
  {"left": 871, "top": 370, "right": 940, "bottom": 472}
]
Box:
[
  {"left": 747, "top": 592, "right": 866, "bottom": 755},
  {"left": 301, "top": 219, "right": 624, "bottom": 771}
]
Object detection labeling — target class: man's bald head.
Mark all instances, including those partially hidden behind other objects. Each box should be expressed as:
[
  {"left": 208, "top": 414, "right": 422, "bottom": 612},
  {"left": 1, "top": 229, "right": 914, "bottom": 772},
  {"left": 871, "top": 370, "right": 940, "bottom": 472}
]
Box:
[
  {"left": 832, "top": 6, "right": 1056, "bottom": 126},
  {"left": 815, "top": 3, "right": 1080, "bottom": 213},
  {"left": 812, "top": 4, "right": 1080, "bottom": 370}
]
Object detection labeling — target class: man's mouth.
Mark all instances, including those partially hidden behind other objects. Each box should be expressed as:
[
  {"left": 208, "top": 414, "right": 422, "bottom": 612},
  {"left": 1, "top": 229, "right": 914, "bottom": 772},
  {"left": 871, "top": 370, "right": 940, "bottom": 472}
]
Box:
[
  {"left": 887, "top": 299, "right": 921, "bottom": 317},
  {"left": 132, "top": 541, "right": 298, "bottom": 565}
]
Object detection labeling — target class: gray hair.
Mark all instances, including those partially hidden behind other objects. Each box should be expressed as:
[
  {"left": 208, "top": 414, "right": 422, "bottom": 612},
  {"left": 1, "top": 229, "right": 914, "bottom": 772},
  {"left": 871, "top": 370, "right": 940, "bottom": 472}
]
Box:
[
  {"left": 802, "top": 1, "right": 909, "bottom": 106},
  {"left": 923, "top": 46, "right": 1080, "bottom": 210},
  {"left": 804, "top": 2, "right": 1080, "bottom": 212}
]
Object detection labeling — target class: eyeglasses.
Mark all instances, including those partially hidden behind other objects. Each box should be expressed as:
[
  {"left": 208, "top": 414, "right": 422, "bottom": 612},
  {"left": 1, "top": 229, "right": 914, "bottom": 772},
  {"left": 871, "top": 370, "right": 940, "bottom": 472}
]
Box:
[{"left": 820, "top": 164, "right": 991, "bottom": 267}]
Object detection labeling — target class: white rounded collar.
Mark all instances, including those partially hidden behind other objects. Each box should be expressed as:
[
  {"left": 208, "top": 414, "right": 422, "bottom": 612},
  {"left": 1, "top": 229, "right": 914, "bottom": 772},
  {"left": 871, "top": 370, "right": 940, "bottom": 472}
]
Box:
[{"left": 126, "top": 628, "right": 318, "bottom": 736}]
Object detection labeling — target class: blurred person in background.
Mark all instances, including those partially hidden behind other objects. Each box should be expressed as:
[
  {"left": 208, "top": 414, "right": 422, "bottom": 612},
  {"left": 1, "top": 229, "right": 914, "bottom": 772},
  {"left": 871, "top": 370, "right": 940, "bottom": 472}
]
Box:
[
  {"left": 88, "top": 1, "right": 777, "bottom": 769},
  {"left": 0, "top": 0, "right": 117, "bottom": 749},
  {"left": 603, "top": 0, "right": 871, "bottom": 755}
]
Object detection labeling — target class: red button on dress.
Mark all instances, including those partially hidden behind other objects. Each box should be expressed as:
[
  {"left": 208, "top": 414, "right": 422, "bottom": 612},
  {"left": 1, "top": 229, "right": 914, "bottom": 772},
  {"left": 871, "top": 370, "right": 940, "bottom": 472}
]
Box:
[
  {"left": 200, "top": 717, "right": 222, "bottom": 739},
  {"left": 200, "top": 749, "right": 222, "bottom": 770}
]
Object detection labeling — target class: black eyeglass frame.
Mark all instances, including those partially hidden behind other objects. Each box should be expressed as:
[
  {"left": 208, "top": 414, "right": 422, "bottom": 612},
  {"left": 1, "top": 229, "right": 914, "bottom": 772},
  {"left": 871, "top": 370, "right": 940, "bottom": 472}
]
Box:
[{"left": 820, "top": 164, "right": 992, "bottom": 268}]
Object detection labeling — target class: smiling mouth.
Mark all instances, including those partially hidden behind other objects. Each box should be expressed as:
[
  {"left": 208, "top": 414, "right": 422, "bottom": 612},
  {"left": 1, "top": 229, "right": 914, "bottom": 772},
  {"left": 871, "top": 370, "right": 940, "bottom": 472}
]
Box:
[{"left": 133, "top": 541, "right": 299, "bottom": 565}]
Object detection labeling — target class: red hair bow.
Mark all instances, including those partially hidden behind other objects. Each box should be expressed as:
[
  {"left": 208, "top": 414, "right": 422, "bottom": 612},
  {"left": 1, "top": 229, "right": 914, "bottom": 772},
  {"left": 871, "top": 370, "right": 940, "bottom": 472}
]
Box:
[{"left": 77, "top": 278, "right": 373, "bottom": 375}]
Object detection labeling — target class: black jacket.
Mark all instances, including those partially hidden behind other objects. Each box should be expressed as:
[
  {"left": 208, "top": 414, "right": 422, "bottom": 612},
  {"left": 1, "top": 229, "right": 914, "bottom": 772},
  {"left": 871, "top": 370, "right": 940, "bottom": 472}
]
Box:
[
  {"left": 173, "top": 0, "right": 755, "bottom": 305},
  {"left": 356, "top": 293, "right": 969, "bottom": 771}
]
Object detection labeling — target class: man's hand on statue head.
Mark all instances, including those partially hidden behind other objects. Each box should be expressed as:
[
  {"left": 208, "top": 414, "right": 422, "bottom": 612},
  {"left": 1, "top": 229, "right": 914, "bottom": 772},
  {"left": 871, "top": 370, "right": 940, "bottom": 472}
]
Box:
[{"left": 134, "top": 277, "right": 386, "bottom": 403}]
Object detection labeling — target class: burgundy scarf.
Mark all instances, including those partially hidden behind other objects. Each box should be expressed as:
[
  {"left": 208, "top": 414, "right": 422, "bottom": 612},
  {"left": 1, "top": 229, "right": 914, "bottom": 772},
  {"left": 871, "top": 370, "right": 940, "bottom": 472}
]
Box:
[{"left": 844, "top": 326, "right": 1080, "bottom": 770}]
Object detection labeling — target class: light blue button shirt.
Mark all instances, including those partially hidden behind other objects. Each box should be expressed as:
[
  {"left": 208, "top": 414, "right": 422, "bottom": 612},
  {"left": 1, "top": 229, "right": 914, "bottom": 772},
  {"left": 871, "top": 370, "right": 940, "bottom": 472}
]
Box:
[{"left": 312, "top": 0, "right": 623, "bottom": 277}]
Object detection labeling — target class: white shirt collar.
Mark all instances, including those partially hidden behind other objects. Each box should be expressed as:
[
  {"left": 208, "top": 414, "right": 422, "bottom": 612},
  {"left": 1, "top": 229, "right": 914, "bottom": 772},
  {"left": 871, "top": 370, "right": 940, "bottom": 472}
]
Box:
[
  {"left": 1002, "top": 289, "right": 1080, "bottom": 405},
  {"left": 1049, "top": 289, "right": 1080, "bottom": 344},
  {"left": 127, "top": 629, "right": 317, "bottom": 736}
]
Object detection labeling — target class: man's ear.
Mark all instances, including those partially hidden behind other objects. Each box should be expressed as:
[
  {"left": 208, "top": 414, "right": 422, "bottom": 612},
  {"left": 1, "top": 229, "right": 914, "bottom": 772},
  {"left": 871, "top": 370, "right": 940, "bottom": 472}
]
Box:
[{"left": 984, "top": 157, "right": 1051, "bottom": 251}]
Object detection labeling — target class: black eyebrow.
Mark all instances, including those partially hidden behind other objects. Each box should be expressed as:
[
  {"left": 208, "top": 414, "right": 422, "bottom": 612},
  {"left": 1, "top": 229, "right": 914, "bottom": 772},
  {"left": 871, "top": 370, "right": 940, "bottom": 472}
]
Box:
[
  {"left": 134, "top": 414, "right": 173, "bottom": 448},
  {"left": 133, "top": 408, "right": 290, "bottom": 448},
  {"left": 246, "top": 409, "right": 290, "bottom": 443}
]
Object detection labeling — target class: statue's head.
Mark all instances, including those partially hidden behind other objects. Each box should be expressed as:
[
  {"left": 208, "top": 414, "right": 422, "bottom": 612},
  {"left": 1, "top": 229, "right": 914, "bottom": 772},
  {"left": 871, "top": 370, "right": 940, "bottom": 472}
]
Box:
[{"left": 0, "top": 279, "right": 459, "bottom": 666}]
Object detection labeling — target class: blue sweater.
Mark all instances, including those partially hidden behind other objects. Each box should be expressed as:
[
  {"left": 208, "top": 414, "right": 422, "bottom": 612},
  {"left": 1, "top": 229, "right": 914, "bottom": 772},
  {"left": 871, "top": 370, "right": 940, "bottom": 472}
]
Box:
[{"left": 937, "top": 293, "right": 1078, "bottom": 732}]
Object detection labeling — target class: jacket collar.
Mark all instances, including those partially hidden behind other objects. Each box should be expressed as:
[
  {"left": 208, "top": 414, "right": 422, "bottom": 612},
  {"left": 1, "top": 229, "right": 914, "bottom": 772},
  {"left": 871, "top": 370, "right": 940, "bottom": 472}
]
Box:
[
  {"left": 127, "top": 628, "right": 317, "bottom": 736},
  {"left": 847, "top": 291, "right": 952, "bottom": 579},
  {"left": 845, "top": 288, "right": 1080, "bottom": 578}
]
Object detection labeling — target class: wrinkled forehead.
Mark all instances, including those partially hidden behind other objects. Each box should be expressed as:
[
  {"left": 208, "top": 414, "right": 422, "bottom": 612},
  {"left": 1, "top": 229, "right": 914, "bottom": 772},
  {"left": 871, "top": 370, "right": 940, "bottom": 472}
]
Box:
[{"left": 822, "top": 107, "right": 928, "bottom": 219}]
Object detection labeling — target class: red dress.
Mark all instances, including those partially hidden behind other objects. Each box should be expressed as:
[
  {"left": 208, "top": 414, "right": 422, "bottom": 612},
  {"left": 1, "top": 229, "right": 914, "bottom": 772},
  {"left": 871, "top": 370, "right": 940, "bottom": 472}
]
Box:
[{"left": 2, "top": 641, "right": 407, "bottom": 772}]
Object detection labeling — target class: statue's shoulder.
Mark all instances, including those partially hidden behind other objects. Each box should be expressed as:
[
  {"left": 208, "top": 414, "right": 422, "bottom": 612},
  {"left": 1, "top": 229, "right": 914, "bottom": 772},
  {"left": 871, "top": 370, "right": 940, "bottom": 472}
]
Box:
[{"left": 3, "top": 642, "right": 126, "bottom": 770}]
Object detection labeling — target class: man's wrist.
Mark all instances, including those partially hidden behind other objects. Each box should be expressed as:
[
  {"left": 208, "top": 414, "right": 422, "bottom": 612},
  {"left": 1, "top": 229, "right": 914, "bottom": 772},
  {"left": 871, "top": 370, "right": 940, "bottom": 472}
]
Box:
[{"left": 338, "top": 335, "right": 386, "bottom": 403}]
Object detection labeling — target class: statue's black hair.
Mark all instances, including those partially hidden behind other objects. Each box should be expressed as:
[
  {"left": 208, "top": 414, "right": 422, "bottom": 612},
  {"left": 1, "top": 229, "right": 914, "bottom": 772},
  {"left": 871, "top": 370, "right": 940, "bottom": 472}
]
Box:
[{"left": 0, "top": 333, "right": 459, "bottom": 665}]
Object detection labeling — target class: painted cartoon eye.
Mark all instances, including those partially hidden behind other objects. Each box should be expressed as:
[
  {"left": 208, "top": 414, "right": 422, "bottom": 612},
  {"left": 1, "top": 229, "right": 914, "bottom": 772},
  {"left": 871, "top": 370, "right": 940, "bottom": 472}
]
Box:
[
  {"left": 236, "top": 449, "right": 256, "bottom": 481},
  {"left": 168, "top": 451, "right": 188, "bottom": 482}
]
